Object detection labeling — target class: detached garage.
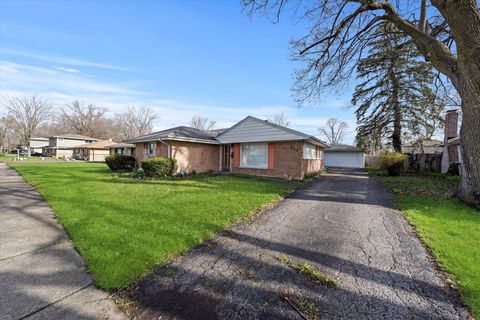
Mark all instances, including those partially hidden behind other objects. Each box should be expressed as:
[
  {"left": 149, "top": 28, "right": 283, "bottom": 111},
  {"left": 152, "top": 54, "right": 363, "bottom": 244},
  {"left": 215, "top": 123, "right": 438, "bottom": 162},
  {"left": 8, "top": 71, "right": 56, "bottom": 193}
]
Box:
[{"left": 324, "top": 144, "right": 365, "bottom": 168}]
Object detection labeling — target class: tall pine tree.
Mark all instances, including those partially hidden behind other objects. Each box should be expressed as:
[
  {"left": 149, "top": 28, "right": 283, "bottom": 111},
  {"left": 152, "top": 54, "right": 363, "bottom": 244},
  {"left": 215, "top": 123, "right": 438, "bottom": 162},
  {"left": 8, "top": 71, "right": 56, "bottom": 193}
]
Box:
[{"left": 352, "top": 23, "right": 440, "bottom": 153}]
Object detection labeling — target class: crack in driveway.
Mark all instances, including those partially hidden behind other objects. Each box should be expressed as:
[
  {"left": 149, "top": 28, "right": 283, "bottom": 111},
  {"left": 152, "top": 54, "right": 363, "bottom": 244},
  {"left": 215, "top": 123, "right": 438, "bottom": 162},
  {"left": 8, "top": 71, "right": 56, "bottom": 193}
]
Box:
[{"left": 128, "top": 169, "right": 471, "bottom": 320}]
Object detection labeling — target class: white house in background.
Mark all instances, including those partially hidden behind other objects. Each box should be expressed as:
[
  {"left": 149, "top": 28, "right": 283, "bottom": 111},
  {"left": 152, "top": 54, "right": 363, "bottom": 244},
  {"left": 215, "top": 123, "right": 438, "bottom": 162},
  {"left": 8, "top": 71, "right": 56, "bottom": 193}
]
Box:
[
  {"left": 324, "top": 143, "right": 365, "bottom": 168},
  {"left": 29, "top": 137, "right": 50, "bottom": 154},
  {"left": 73, "top": 140, "right": 117, "bottom": 162},
  {"left": 42, "top": 134, "right": 98, "bottom": 158}
]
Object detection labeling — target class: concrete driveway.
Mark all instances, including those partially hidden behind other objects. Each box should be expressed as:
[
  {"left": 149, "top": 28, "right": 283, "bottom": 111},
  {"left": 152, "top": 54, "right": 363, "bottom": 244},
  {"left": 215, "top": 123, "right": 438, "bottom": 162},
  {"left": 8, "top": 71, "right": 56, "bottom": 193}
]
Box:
[
  {"left": 130, "top": 169, "right": 470, "bottom": 319},
  {"left": 0, "top": 163, "right": 125, "bottom": 320}
]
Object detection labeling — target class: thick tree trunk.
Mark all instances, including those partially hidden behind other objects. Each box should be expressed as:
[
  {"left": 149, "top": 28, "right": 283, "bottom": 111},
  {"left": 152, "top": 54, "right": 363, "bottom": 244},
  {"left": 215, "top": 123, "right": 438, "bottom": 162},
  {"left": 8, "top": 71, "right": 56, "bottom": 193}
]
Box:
[
  {"left": 444, "top": 3, "right": 480, "bottom": 207},
  {"left": 457, "top": 80, "right": 480, "bottom": 208}
]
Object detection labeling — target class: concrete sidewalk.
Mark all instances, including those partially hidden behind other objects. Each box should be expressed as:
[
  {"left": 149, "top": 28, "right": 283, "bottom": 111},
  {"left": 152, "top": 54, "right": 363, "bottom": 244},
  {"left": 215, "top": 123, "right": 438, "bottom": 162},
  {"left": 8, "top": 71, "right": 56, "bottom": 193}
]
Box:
[{"left": 0, "top": 163, "right": 125, "bottom": 320}]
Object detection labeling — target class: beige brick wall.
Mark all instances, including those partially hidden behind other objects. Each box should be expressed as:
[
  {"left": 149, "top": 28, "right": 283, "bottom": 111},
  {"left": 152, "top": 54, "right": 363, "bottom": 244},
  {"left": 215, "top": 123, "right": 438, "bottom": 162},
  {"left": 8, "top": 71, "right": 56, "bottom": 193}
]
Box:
[
  {"left": 170, "top": 141, "right": 220, "bottom": 173},
  {"left": 302, "top": 159, "right": 324, "bottom": 176}
]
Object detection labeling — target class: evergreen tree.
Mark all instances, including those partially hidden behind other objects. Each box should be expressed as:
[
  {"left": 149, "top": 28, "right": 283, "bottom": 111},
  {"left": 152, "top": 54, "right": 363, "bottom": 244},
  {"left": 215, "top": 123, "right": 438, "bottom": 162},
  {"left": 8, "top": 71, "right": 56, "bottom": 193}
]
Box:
[{"left": 352, "top": 23, "right": 440, "bottom": 153}]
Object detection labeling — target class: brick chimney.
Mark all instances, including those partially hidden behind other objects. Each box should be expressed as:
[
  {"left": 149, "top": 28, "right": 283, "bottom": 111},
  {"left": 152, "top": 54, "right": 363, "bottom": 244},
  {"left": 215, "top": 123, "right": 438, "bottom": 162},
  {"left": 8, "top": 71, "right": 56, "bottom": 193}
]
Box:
[{"left": 444, "top": 109, "right": 459, "bottom": 140}]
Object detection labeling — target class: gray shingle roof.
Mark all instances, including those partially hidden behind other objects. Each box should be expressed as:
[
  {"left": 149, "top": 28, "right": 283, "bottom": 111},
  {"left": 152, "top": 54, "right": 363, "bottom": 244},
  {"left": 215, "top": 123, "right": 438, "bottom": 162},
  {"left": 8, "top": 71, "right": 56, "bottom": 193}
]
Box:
[{"left": 125, "top": 126, "right": 220, "bottom": 144}]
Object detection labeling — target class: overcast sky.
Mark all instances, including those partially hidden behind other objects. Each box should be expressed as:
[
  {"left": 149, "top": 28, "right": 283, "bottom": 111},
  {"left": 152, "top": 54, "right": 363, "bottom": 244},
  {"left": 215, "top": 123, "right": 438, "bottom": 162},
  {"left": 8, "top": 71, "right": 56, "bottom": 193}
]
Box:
[{"left": 0, "top": 0, "right": 358, "bottom": 143}]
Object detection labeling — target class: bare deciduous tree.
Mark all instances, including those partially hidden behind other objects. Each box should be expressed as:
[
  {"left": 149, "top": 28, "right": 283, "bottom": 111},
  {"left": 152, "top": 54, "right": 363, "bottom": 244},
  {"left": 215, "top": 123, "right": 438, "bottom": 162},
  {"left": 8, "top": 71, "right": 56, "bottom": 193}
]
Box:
[
  {"left": 268, "top": 113, "right": 290, "bottom": 127},
  {"left": 0, "top": 115, "right": 21, "bottom": 153},
  {"left": 61, "top": 101, "right": 112, "bottom": 139},
  {"left": 190, "top": 115, "right": 216, "bottom": 131},
  {"left": 3, "top": 94, "right": 52, "bottom": 156},
  {"left": 244, "top": 0, "right": 480, "bottom": 206},
  {"left": 319, "top": 118, "right": 348, "bottom": 144},
  {"left": 114, "top": 106, "right": 158, "bottom": 140}
]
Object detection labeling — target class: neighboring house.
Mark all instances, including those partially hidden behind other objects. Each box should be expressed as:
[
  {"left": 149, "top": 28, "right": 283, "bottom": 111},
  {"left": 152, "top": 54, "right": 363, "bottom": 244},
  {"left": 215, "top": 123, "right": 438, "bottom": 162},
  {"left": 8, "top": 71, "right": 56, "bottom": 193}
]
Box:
[
  {"left": 42, "top": 134, "right": 99, "bottom": 158},
  {"left": 73, "top": 140, "right": 117, "bottom": 162},
  {"left": 126, "top": 116, "right": 329, "bottom": 180},
  {"left": 324, "top": 144, "right": 365, "bottom": 168},
  {"left": 441, "top": 109, "right": 462, "bottom": 173},
  {"left": 401, "top": 139, "right": 443, "bottom": 154},
  {"left": 109, "top": 143, "right": 136, "bottom": 156},
  {"left": 29, "top": 137, "right": 49, "bottom": 154},
  {"left": 366, "top": 139, "right": 442, "bottom": 157}
]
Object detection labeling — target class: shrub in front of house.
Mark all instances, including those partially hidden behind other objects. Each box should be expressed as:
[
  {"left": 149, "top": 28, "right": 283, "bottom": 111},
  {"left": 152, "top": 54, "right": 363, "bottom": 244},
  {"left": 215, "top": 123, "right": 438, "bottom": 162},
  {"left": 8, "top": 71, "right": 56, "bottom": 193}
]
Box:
[
  {"left": 141, "top": 156, "right": 178, "bottom": 178},
  {"left": 380, "top": 153, "right": 407, "bottom": 176},
  {"left": 105, "top": 155, "right": 136, "bottom": 172}
]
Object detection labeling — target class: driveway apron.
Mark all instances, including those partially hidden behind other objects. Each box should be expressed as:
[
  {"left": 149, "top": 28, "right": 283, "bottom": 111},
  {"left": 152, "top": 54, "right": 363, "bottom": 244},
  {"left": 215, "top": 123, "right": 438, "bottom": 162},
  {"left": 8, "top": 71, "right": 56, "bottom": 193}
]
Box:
[
  {"left": 130, "top": 169, "right": 470, "bottom": 320},
  {"left": 0, "top": 163, "right": 125, "bottom": 320}
]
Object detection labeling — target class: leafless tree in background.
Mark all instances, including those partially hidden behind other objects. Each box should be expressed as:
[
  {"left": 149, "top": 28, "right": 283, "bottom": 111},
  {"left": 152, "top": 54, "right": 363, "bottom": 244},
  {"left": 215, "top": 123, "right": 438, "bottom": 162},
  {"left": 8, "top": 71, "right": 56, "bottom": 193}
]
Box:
[
  {"left": 190, "top": 115, "right": 216, "bottom": 131},
  {"left": 318, "top": 118, "right": 348, "bottom": 145},
  {"left": 61, "top": 101, "right": 113, "bottom": 139},
  {"left": 0, "top": 115, "right": 21, "bottom": 153},
  {"left": 243, "top": 0, "right": 480, "bottom": 205},
  {"left": 268, "top": 113, "right": 290, "bottom": 127},
  {"left": 3, "top": 94, "right": 52, "bottom": 156},
  {"left": 114, "top": 106, "right": 158, "bottom": 140}
]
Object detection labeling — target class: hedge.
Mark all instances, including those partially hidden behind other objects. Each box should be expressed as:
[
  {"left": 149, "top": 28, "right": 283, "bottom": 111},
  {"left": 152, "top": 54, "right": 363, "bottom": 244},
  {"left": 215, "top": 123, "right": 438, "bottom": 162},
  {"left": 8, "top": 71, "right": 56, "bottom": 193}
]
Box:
[
  {"left": 380, "top": 152, "right": 407, "bottom": 176},
  {"left": 141, "top": 156, "right": 178, "bottom": 178},
  {"left": 105, "top": 155, "right": 136, "bottom": 172}
]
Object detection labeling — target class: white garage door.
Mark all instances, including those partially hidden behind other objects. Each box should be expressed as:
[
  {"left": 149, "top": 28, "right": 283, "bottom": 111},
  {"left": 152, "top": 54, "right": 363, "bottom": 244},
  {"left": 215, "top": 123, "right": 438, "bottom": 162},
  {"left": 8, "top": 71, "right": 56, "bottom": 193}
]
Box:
[{"left": 324, "top": 152, "right": 365, "bottom": 168}]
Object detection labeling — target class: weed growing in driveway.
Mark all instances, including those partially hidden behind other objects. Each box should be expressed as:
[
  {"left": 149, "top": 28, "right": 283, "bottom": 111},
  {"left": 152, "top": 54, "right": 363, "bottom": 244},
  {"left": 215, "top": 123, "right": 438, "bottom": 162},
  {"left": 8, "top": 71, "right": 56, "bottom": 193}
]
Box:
[
  {"left": 276, "top": 255, "right": 338, "bottom": 288},
  {"left": 278, "top": 292, "right": 320, "bottom": 320},
  {"left": 297, "top": 299, "right": 319, "bottom": 319},
  {"left": 164, "top": 267, "right": 176, "bottom": 277}
]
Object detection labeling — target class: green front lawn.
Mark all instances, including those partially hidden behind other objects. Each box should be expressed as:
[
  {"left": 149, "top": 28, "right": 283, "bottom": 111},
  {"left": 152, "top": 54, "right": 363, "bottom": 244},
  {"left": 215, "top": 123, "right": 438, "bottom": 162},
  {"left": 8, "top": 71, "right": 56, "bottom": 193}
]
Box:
[
  {"left": 368, "top": 168, "right": 480, "bottom": 318},
  {"left": 10, "top": 163, "right": 298, "bottom": 289}
]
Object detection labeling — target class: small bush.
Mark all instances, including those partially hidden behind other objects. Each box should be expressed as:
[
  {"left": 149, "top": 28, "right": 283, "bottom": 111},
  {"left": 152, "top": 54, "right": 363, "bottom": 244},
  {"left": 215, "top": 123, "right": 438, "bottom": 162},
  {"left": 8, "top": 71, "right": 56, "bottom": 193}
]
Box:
[
  {"left": 105, "top": 155, "right": 136, "bottom": 172},
  {"left": 133, "top": 167, "right": 145, "bottom": 179},
  {"left": 141, "top": 156, "right": 178, "bottom": 178},
  {"left": 380, "top": 153, "right": 407, "bottom": 176}
]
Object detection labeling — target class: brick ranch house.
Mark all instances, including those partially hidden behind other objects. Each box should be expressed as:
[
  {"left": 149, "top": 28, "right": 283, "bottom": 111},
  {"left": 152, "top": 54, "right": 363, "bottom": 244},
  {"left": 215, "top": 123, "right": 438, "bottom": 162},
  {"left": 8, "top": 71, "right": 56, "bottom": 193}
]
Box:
[{"left": 126, "top": 116, "right": 329, "bottom": 180}]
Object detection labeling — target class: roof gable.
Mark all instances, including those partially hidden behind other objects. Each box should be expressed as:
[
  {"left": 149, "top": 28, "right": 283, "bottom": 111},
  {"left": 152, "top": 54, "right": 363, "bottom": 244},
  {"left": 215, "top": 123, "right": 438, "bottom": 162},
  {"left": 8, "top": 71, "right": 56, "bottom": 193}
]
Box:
[{"left": 216, "top": 116, "right": 326, "bottom": 145}]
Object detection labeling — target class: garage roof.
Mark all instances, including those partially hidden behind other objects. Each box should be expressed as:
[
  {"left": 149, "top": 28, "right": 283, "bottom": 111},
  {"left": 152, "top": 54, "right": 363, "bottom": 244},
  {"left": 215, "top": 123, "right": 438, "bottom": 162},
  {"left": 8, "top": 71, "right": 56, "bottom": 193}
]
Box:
[{"left": 325, "top": 143, "right": 364, "bottom": 152}]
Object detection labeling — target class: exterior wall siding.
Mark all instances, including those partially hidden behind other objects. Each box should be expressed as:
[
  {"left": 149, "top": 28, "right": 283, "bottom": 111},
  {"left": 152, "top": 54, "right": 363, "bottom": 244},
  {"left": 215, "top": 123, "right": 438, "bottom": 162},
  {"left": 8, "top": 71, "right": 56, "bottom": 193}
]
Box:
[
  {"left": 170, "top": 140, "right": 219, "bottom": 173},
  {"left": 217, "top": 117, "right": 304, "bottom": 143}
]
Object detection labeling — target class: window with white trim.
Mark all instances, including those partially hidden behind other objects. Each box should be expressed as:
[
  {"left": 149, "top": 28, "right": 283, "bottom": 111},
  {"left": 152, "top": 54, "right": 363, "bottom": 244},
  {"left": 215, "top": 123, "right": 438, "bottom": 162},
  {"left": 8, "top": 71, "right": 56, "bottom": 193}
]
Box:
[
  {"left": 303, "top": 143, "right": 318, "bottom": 159},
  {"left": 240, "top": 143, "right": 268, "bottom": 169},
  {"left": 148, "top": 142, "right": 156, "bottom": 156}
]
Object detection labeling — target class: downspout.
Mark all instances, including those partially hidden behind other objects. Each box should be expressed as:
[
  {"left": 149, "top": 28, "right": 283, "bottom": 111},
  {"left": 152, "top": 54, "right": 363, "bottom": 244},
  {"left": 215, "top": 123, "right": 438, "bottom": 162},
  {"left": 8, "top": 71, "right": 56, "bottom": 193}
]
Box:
[{"left": 158, "top": 139, "right": 171, "bottom": 158}]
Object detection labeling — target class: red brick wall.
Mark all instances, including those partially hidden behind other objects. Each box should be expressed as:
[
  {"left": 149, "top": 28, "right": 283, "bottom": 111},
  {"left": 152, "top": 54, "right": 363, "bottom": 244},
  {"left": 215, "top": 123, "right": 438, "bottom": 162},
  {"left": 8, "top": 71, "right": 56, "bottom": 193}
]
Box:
[
  {"left": 135, "top": 142, "right": 146, "bottom": 163},
  {"left": 232, "top": 141, "right": 305, "bottom": 179},
  {"left": 169, "top": 140, "right": 219, "bottom": 173},
  {"left": 445, "top": 110, "right": 459, "bottom": 140},
  {"left": 448, "top": 145, "right": 459, "bottom": 163}
]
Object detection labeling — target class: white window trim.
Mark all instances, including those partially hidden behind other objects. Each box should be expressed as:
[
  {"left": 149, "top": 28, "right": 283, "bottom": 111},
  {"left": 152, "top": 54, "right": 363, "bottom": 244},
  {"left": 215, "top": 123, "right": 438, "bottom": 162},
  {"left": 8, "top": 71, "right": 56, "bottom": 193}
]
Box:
[{"left": 240, "top": 143, "right": 269, "bottom": 169}]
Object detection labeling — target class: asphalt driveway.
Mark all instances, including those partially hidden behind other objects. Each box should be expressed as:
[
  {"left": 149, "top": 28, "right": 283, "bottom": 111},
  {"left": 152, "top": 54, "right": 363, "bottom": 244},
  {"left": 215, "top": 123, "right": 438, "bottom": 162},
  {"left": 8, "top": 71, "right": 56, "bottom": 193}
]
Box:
[
  {"left": 0, "top": 163, "right": 125, "bottom": 320},
  {"left": 130, "top": 169, "right": 470, "bottom": 319}
]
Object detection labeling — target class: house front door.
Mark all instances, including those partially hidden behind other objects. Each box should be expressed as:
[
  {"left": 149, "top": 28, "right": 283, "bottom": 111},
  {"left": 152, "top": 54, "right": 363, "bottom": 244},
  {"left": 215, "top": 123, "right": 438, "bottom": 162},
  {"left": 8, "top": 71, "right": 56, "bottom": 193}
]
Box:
[{"left": 222, "top": 145, "right": 231, "bottom": 172}]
